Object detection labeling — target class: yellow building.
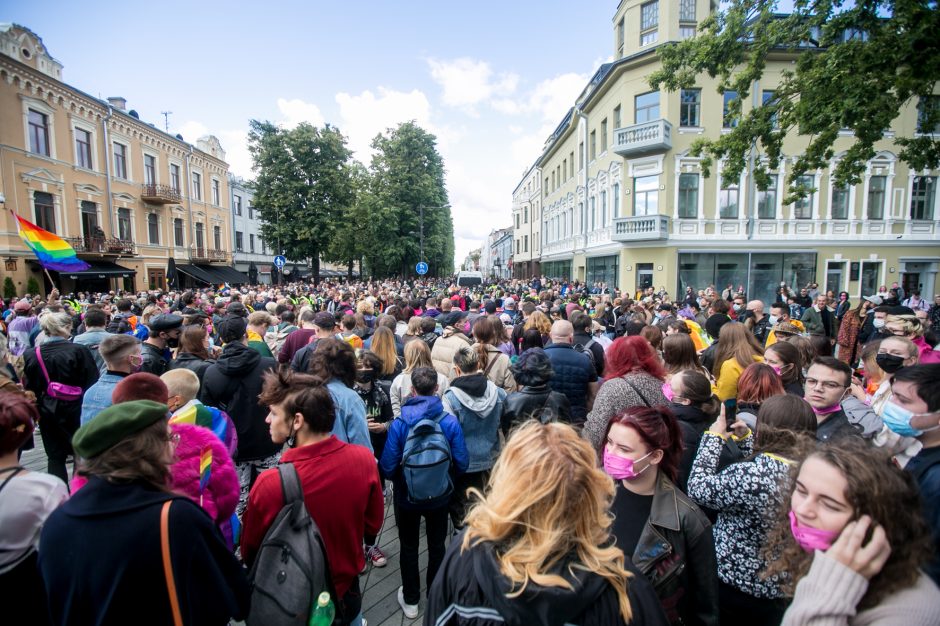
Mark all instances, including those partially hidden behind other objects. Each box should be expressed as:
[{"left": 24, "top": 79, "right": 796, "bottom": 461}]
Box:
[
  {"left": 511, "top": 163, "right": 542, "bottom": 278},
  {"left": 525, "top": 0, "right": 939, "bottom": 304},
  {"left": 0, "top": 24, "right": 239, "bottom": 296}
]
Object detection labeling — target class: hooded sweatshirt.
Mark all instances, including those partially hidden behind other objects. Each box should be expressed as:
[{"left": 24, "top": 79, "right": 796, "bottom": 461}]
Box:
[
  {"left": 442, "top": 374, "right": 506, "bottom": 473},
  {"left": 425, "top": 530, "right": 670, "bottom": 626},
  {"left": 200, "top": 342, "right": 278, "bottom": 462}
]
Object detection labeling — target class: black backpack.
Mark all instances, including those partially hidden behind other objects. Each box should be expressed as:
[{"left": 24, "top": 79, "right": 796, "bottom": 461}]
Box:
[
  {"left": 574, "top": 338, "right": 598, "bottom": 372},
  {"left": 247, "top": 463, "right": 333, "bottom": 626}
]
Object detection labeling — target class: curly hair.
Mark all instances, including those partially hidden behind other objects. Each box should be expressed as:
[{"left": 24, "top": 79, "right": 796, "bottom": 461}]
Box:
[
  {"left": 762, "top": 438, "right": 933, "bottom": 609},
  {"left": 524, "top": 310, "right": 552, "bottom": 336}
]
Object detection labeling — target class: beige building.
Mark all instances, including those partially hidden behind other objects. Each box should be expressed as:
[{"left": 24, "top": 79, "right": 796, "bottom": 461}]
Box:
[
  {"left": 0, "top": 24, "right": 239, "bottom": 296},
  {"left": 511, "top": 163, "right": 542, "bottom": 278},
  {"left": 526, "top": 0, "right": 939, "bottom": 304}
]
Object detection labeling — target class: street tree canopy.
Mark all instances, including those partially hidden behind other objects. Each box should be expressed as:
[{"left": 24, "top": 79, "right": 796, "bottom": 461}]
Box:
[{"left": 649, "top": 0, "right": 940, "bottom": 200}]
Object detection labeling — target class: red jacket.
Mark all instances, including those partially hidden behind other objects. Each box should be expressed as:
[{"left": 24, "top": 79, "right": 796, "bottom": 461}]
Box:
[{"left": 241, "top": 436, "right": 384, "bottom": 597}]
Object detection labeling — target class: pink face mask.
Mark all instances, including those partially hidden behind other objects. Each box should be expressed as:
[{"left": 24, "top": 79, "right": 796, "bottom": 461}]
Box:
[
  {"left": 770, "top": 365, "right": 783, "bottom": 376},
  {"left": 662, "top": 382, "right": 675, "bottom": 402},
  {"left": 603, "top": 448, "right": 653, "bottom": 480},
  {"left": 788, "top": 511, "right": 839, "bottom": 552}
]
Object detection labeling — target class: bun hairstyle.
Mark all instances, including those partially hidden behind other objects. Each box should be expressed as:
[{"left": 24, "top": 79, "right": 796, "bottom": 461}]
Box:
[
  {"left": 674, "top": 370, "right": 721, "bottom": 419},
  {"left": 603, "top": 405, "right": 684, "bottom": 483}
]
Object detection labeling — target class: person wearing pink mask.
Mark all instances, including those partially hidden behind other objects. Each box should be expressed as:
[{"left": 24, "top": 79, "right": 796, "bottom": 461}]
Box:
[
  {"left": 687, "top": 395, "right": 817, "bottom": 626},
  {"left": 602, "top": 406, "right": 719, "bottom": 626},
  {"left": 763, "top": 438, "right": 940, "bottom": 624}
]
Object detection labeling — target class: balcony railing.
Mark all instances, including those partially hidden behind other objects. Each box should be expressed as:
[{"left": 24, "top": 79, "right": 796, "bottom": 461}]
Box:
[
  {"left": 613, "top": 119, "right": 672, "bottom": 157},
  {"left": 611, "top": 214, "right": 670, "bottom": 241},
  {"left": 141, "top": 183, "right": 182, "bottom": 204},
  {"left": 190, "top": 246, "right": 229, "bottom": 263},
  {"left": 64, "top": 236, "right": 136, "bottom": 256}
]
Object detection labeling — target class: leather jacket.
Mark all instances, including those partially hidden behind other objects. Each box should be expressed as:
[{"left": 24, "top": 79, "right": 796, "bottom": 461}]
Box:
[
  {"left": 632, "top": 473, "right": 719, "bottom": 626},
  {"left": 500, "top": 384, "right": 571, "bottom": 435}
]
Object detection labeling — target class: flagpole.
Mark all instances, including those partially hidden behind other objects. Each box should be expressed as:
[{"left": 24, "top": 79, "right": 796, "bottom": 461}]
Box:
[{"left": 43, "top": 267, "right": 58, "bottom": 295}]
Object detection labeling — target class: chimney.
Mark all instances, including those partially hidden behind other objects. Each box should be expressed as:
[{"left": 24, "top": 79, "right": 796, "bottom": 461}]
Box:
[{"left": 107, "top": 96, "right": 126, "bottom": 111}]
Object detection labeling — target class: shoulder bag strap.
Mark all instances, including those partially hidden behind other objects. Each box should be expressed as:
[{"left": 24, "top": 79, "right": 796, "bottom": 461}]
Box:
[
  {"left": 0, "top": 466, "right": 26, "bottom": 495},
  {"left": 620, "top": 377, "right": 652, "bottom": 408},
  {"left": 483, "top": 349, "right": 501, "bottom": 377},
  {"left": 160, "top": 500, "right": 184, "bottom": 626},
  {"left": 35, "top": 345, "right": 51, "bottom": 384}
]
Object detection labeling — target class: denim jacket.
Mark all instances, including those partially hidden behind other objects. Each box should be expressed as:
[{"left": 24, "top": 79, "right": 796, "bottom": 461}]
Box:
[
  {"left": 80, "top": 372, "right": 128, "bottom": 425},
  {"left": 442, "top": 377, "right": 506, "bottom": 473}
]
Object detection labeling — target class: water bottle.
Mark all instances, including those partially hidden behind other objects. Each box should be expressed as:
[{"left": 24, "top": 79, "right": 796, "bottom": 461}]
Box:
[{"left": 308, "top": 591, "right": 335, "bottom": 626}]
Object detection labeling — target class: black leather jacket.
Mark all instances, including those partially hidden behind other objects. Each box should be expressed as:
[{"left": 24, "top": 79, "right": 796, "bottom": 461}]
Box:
[
  {"left": 500, "top": 384, "right": 571, "bottom": 435},
  {"left": 625, "top": 473, "right": 719, "bottom": 626}
]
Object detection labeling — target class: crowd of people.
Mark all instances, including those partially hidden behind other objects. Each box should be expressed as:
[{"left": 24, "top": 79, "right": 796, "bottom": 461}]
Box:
[{"left": 0, "top": 274, "right": 939, "bottom": 626}]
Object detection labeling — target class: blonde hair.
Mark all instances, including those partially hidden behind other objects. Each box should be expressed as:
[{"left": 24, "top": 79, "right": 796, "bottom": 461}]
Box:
[
  {"left": 403, "top": 340, "right": 433, "bottom": 373},
  {"left": 160, "top": 368, "right": 200, "bottom": 403},
  {"left": 248, "top": 311, "right": 274, "bottom": 327},
  {"left": 405, "top": 316, "right": 424, "bottom": 337},
  {"left": 523, "top": 310, "right": 552, "bottom": 336},
  {"left": 461, "top": 422, "right": 633, "bottom": 622},
  {"left": 885, "top": 314, "right": 924, "bottom": 338}
]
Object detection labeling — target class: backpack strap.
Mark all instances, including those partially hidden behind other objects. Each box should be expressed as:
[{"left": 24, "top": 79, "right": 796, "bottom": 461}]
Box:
[
  {"left": 160, "top": 500, "right": 184, "bottom": 626},
  {"left": 0, "top": 466, "right": 26, "bottom": 495},
  {"left": 278, "top": 462, "right": 304, "bottom": 506}
]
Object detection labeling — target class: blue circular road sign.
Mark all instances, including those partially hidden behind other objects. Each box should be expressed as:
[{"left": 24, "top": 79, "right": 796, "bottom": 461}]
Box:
[
  {"left": 416, "top": 261, "right": 429, "bottom": 275},
  {"left": 273, "top": 255, "right": 287, "bottom": 269}
]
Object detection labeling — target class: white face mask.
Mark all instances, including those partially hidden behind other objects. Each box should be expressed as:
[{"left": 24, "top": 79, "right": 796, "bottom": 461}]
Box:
[
  {"left": 873, "top": 318, "right": 886, "bottom": 329},
  {"left": 768, "top": 315, "right": 778, "bottom": 325}
]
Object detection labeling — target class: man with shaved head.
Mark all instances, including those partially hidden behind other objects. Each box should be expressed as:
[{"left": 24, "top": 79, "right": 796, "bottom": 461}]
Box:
[
  {"left": 543, "top": 320, "right": 598, "bottom": 426},
  {"left": 744, "top": 299, "right": 773, "bottom": 345}
]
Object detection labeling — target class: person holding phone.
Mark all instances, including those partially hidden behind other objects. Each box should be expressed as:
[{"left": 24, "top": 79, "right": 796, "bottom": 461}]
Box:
[{"left": 763, "top": 438, "right": 940, "bottom": 624}]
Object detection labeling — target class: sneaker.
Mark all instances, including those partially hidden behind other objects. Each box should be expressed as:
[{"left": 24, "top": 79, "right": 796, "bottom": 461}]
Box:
[
  {"left": 397, "top": 586, "right": 419, "bottom": 619},
  {"left": 366, "top": 545, "right": 387, "bottom": 567}
]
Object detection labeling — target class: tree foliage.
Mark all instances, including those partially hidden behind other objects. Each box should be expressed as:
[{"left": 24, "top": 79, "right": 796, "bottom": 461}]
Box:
[
  {"left": 324, "top": 162, "right": 371, "bottom": 279},
  {"left": 649, "top": 0, "right": 940, "bottom": 200},
  {"left": 247, "top": 121, "right": 354, "bottom": 281},
  {"left": 364, "top": 121, "right": 454, "bottom": 277}
]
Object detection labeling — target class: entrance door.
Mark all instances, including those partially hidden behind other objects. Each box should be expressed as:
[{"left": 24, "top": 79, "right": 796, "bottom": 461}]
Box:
[
  {"left": 826, "top": 261, "right": 845, "bottom": 296},
  {"left": 637, "top": 263, "right": 654, "bottom": 293},
  {"left": 148, "top": 269, "right": 166, "bottom": 291}
]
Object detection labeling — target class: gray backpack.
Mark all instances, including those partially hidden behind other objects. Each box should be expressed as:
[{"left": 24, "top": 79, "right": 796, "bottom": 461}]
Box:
[
  {"left": 247, "top": 463, "right": 333, "bottom": 626},
  {"left": 401, "top": 411, "right": 454, "bottom": 504}
]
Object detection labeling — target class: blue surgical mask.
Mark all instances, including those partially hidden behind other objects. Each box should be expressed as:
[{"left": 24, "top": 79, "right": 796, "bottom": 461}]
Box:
[{"left": 882, "top": 401, "right": 939, "bottom": 438}]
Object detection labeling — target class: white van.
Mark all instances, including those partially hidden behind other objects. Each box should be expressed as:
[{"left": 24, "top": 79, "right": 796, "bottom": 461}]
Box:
[{"left": 456, "top": 271, "right": 484, "bottom": 288}]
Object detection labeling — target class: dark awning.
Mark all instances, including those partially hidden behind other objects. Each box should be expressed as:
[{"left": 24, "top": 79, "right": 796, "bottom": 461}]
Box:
[
  {"left": 175, "top": 264, "right": 217, "bottom": 285},
  {"left": 204, "top": 265, "right": 250, "bottom": 285},
  {"left": 60, "top": 261, "right": 136, "bottom": 280}
]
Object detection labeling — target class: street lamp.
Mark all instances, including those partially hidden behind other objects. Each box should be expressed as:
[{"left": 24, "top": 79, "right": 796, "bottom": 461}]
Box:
[{"left": 417, "top": 204, "right": 450, "bottom": 262}]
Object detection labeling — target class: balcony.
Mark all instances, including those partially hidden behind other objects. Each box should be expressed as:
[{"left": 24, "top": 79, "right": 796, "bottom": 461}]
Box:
[
  {"left": 612, "top": 214, "right": 670, "bottom": 241},
  {"left": 190, "top": 246, "right": 229, "bottom": 263},
  {"left": 64, "top": 236, "right": 136, "bottom": 256},
  {"left": 613, "top": 119, "right": 672, "bottom": 157},
  {"left": 141, "top": 183, "right": 182, "bottom": 204}
]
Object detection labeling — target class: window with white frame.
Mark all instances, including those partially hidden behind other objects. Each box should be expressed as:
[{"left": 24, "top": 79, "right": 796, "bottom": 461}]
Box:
[
  {"left": 590, "top": 197, "right": 596, "bottom": 229},
  {"left": 635, "top": 92, "right": 660, "bottom": 124},
  {"left": 911, "top": 176, "right": 937, "bottom": 220},
  {"left": 601, "top": 119, "right": 608, "bottom": 153},
  {"left": 28, "top": 109, "right": 50, "bottom": 156},
  {"left": 634, "top": 175, "right": 659, "bottom": 216},
  {"left": 601, "top": 190, "right": 608, "bottom": 225},
  {"left": 192, "top": 172, "right": 202, "bottom": 201},
  {"left": 170, "top": 164, "right": 181, "bottom": 192},
  {"left": 758, "top": 174, "right": 778, "bottom": 219},
  {"left": 234, "top": 195, "right": 242, "bottom": 216},
  {"left": 144, "top": 154, "right": 156, "bottom": 186},
  {"left": 831, "top": 184, "right": 850, "bottom": 219},
  {"left": 212, "top": 179, "right": 221, "bottom": 206},
  {"left": 613, "top": 183, "right": 621, "bottom": 218},
  {"left": 679, "top": 0, "right": 696, "bottom": 38},
  {"left": 148, "top": 213, "right": 159, "bottom": 244},
  {"left": 117, "top": 208, "right": 132, "bottom": 240},
  {"left": 719, "top": 177, "right": 739, "bottom": 219},
  {"left": 680, "top": 89, "right": 701, "bottom": 127},
  {"left": 235, "top": 231, "right": 244, "bottom": 252},
  {"left": 174, "top": 218, "right": 184, "bottom": 247},
  {"left": 249, "top": 233, "right": 255, "bottom": 253},
  {"left": 640, "top": 1, "right": 658, "bottom": 45},
  {"left": 214, "top": 225, "right": 221, "bottom": 250},
  {"left": 195, "top": 222, "right": 205, "bottom": 249},
  {"left": 75, "top": 128, "right": 93, "bottom": 169},
  {"left": 678, "top": 173, "right": 698, "bottom": 218},
  {"left": 34, "top": 191, "right": 55, "bottom": 232},
  {"left": 867, "top": 175, "right": 886, "bottom": 219},
  {"left": 793, "top": 175, "right": 815, "bottom": 219},
  {"left": 723, "top": 91, "right": 739, "bottom": 128},
  {"left": 113, "top": 142, "right": 128, "bottom": 180}
]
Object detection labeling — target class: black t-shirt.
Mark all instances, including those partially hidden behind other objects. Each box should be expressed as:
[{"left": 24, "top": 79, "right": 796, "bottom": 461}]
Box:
[{"left": 610, "top": 482, "right": 654, "bottom": 558}]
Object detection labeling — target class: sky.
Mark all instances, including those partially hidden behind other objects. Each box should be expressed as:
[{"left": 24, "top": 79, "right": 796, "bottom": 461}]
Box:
[{"left": 2, "top": 0, "right": 618, "bottom": 267}]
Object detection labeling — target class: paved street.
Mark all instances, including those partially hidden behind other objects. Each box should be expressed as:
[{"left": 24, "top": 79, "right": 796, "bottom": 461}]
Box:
[{"left": 22, "top": 431, "right": 430, "bottom": 626}]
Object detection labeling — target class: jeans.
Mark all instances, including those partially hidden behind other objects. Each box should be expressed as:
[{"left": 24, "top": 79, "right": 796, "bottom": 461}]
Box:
[{"left": 394, "top": 502, "right": 449, "bottom": 605}]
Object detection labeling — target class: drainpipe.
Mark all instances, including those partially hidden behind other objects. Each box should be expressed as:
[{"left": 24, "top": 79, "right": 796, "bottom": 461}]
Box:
[
  {"left": 573, "top": 107, "right": 589, "bottom": 247},
  {"left": 746, "top": 80, "right": 759, "bottom": 240},
  {"left": 185, "top": 145, "right": 195, "bottom": 256},
  {"left": 102, "top": 105, "right": 115, "bottom": 237}
]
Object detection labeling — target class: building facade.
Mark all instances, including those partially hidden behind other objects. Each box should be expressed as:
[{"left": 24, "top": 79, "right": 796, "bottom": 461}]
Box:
[
  {"left": 0, "top": 24, "right": 239, "bottom": 295},
  {"left": 484, "top": 227, "right": 513, "bottom": 280},
  {"left": 511, "top": 163, "right": 542, "bottom": 278},
  {"left": 230, "top": 176, "right": 273, "bottom": 284},
  {"left": 525, "top": 0, "right": 939, "bottom": 304}
]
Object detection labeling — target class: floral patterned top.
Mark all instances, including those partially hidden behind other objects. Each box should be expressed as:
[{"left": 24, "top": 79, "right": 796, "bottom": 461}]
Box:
[{"left": 687, "top": 431, "right": 792, "bottom": 599}]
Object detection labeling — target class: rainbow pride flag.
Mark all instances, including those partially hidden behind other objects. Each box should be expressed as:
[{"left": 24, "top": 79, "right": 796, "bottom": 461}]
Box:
[
  {"left": 199, "top": 446, "right": 212, "bottom": 492},
  {"left": 15, "top": 214, "right": 90, "bottom": 272}
]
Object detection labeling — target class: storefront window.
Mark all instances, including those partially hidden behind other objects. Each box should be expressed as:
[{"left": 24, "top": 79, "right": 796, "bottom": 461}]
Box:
[
  {"left": 678, "top": 252, "right": 818, "bottom": 304},
  {"left": 586, "top": 255, "right": 619, "bottom": 288}
]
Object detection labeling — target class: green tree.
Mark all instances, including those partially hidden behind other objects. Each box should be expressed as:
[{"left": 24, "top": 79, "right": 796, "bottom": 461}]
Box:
[
  {"left": 649, "top": 0, "right": 940, "bottom": 199},
  {"left": 247, "top": 121, "right": 355, "bottom": 282},
  {"left": 366, "top": 121, "right": 454, "bottom": 277},
  {"left": 3, "top": 277, "right": 15, "bottom": 300},
  {"left": 325, "top": 162, "right": 372, "bottom": 280},
  {"left": 26, "top": 276, "right": 39, "bottom": 296}
]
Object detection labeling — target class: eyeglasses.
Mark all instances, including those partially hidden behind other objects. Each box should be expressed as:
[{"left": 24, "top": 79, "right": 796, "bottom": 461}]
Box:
[
  {"left": 167, "top": 432, "right": 181, "bottom": 446},
  {"left": 804, "top": 378, "right": 847, "bottom": 391}
]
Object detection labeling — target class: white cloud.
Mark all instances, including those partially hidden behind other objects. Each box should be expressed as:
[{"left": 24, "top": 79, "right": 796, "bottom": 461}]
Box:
[
  {"left": 176, "top": 121, "right": 252, "bottom": 178},
  {"left": 276, "top": 98, "right": 325, "bottom": 128},
  {"left": 427, "top": 57, "right": 519, "bottom": 113}
]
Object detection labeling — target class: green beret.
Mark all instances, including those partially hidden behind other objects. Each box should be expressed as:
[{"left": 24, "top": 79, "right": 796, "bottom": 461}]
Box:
[{"left": 72, "top": 400, "right": 170, "bottom": 458}]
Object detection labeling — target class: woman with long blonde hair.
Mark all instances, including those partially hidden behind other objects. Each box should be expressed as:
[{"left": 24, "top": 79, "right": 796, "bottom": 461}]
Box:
[
  {"left": 388, "top": 340, "right": 449, "bottom": 417},
  {"left": 426, "top": 421, "right": 669, "bottom": 626}
]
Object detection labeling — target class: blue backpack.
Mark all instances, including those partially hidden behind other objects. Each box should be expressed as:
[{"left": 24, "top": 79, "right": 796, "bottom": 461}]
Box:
[{"left": 401, "top": 411, "right": 454, "bottom": 504}]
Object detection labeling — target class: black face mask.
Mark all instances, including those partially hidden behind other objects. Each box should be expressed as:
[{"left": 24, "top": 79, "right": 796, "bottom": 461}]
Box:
[
  {"left": 356, "top": 371, "right": 375, "bottom": 384},
  {"left": 165, "top": 335, "right": 180, "bottom": 349},
  {"left": 875, "top": 353, "right": 906, "bottom": 374}
]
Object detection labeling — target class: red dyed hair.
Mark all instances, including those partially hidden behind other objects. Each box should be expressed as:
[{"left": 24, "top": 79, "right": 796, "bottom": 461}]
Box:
[
  {"left": 604, "top": 406, "right": 683, "bottom": 483},
  {"left": 605, "top": 335, "right": 666, "bottom": 380},
  {"left": 0, "top": 392, "right": 38, "bottom": 454},
  {"left": 736, "top": 362, "right": 785, "bottom": 404}
]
